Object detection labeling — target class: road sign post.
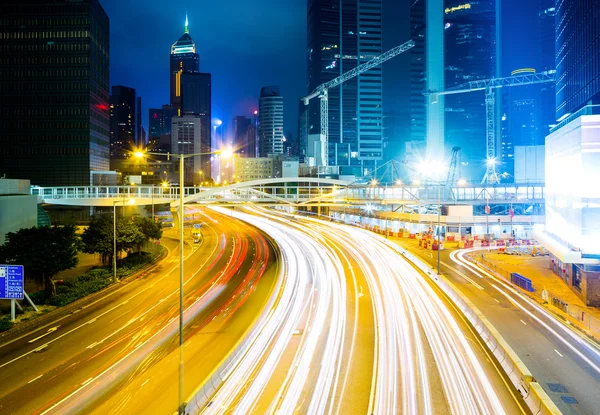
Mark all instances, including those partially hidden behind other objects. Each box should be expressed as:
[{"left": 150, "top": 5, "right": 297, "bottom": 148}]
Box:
[{"left": 1, "top": 265, "right": 25, "bottom": 322}]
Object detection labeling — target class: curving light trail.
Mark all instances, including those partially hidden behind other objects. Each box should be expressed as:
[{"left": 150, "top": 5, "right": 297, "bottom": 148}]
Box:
[{"left": 198, "top": 207, "right": 517, "bottom": 415}]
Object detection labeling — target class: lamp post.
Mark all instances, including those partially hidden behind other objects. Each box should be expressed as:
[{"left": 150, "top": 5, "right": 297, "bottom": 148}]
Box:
[
  {"left": 436, "top": 180, "right": 441, "bottom": 275},
  {"left": 113, "top": 197, "right": 135, "bottom": 283},
  {"left": 134, "top": 148, "right": 231, "bottom": 415}
]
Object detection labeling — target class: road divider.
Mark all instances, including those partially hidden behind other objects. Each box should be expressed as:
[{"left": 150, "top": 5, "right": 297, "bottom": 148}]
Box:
[{"left": 380, "top": 239, "right": 562, "bottom": 415}]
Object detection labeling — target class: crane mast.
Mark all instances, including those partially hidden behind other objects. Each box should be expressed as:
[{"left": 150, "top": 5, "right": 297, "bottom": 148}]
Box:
[
  {"left": 302, "top": 39, "right": 415, "bottom": 166},
  {"left": 425, "top": 70, "right": 556, "bottom": 183}
]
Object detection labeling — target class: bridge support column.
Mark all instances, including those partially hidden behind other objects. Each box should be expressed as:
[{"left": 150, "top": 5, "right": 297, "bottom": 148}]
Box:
[{"left": 171, "top": 207, "right": 181, "bottom": 232}]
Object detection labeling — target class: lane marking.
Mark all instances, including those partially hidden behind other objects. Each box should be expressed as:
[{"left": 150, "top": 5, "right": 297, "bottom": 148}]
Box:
[
  {"left": 520, "top": 320, "right": 527, "bottom": 326},
  {"left": 494, "top": 298, "right": 500, "bottom": 303},
  {"left": 28, "top": 327, "right": 59, "bottom": 344},
  {"left": 81, "top": 378, "right": 93, "bottom": 386},
  {"left": 555, "top": 349, "right": 563, "bottom": 357},
  {"left": 28, "top": 374, "right": 43, "bottom": 383}
]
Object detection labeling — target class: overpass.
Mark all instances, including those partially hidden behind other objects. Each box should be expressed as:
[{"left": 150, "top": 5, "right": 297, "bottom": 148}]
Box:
[{"left": 30, "top": 178, "right": 544, "bottom": 207}]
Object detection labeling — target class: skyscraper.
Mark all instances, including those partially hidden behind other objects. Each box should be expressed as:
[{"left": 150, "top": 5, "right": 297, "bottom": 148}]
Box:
[
  {"left": 408, "top": 0, "right": 427, "bottom": 158},
  {"left": 149, "top": 105, "right": 178, "bottom": 139},
  {"left": 258, "top": 87, "right": 284, "bottom": 156},
  {"left": 171, "top": 116, "right": 204, "bottom": 185},
  {"left": 444, "top": 0, "right": 496, "bottom": 178},
  {"left": 542, "top": 0, "right": 600, "bottom": 300},
  {"left": 170, "top": 13, "right": 199, "bottom": 112},
  {"left": 109, "top": 86, "right": 136, "bottom": 163},
  {"left": 307, "top": 0, "right": 383, "bottom": 177},
  {"left": 0, "top": 0, "right": 110, "bottom": 186},
  {"left": 232, "top": 116, "right": 255, "bottom": 157},
  {"left": 555, "top": 0, "right": 600, "bottom": 120},
  {"left": 169, "top": 13, "right": 211, "bottom": 178},
  {"left": 136, "top": 96, "right": 143, "bottom": 146}
]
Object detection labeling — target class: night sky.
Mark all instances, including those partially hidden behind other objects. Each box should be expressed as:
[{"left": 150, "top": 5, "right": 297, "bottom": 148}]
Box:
[{"left": 100, "top": 0, "right": 306, "bottom": 139}]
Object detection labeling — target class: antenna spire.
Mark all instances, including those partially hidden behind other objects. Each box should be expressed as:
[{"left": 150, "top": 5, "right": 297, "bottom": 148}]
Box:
[{"left": 184, "top": 9, "right": 189, "bottom": 34}]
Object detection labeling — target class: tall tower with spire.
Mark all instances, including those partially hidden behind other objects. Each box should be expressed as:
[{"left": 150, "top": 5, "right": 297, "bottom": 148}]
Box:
[{"left": 170, "top": 11, "right": 199, "bottom": 111}]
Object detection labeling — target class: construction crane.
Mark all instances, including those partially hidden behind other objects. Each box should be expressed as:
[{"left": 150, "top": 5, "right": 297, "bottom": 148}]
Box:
[
  {"left": 302, "top": 39, "right": 415, "bottom": 166},
  {"left": 446, "top": 147, "right": 461, "bottom": 187},
  {"left": 425, "top": 70, "right": 556, "bottom": 184}
]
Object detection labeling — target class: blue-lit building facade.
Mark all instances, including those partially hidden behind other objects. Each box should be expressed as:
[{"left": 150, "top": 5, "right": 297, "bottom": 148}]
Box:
[
  {"left": 541, "top": 0, "right": 600, "bottom": 306},
  {"left": 499, "top": 1, "right": 556, "bottom": 179},
  {"left": 555, "top": 0, "right": 600, "bottom": 120},
  {"left": 307, "top": 0, "right": 384, "bottom": 177},
  {"left": 443, "top": 1, "right": 496, "bottom": 181}
]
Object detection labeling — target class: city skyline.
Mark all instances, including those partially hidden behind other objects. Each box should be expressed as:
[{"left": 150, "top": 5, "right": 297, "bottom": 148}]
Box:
[{"left": 102, "top": 0, "right": 306, "bottom": 136}]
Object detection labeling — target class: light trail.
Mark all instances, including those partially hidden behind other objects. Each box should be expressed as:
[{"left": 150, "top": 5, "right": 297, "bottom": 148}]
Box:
[
  {"left": 450, "top": 249, "right": 600, "bottom": 373},
  {"left": 195, "top": 208, "right": 518, "bottom": 415}
]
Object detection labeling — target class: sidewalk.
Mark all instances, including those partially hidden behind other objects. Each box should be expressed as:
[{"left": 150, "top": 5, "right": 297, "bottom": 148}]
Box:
[
  {"left": 468, "top": 250, "right": 600, "bottom": 339},
  {"left": 364, "top": 226, "right": 600, "bottom": 340}
]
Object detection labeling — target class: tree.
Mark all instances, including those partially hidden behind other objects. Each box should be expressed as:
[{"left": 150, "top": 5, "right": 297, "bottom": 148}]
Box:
[
  {"left": 82, "top": 213, "right": 162, "bottom": 263},
  {"left": 81, "top": 214, "right": 114, "bottom": 265},
  {"left": 132, "top": 216, "right": 163, "bottom": 252},
  {"left": 117, "top": 219, "right": 146, "bottom": 254},
  {"left": 0, "top": 225, "right": 79, "bottom": 296}
]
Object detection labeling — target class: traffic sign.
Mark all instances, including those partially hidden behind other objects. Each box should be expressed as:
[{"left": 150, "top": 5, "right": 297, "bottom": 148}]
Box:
[
  {"left": 0, "top": 265, "right": 24, "bottom": 300},
  {"left": 193, "top": 223, "right": 203, "bottom": 229}
]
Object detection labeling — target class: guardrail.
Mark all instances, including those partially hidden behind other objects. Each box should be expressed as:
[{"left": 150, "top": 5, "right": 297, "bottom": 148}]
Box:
[{"left": 469, "top": 255, "right": 600, "bottom": 338}]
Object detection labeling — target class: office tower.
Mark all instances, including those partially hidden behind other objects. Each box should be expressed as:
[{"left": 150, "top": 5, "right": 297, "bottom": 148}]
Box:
[
  {"left": 543, "top": 0, "right": 600, "bottom": 301},
  {"left": 408, "top": 0, "right": 427, "bottom": 159},
  {"left": 307, "top": 0, "right": 383, "bottom": 176},
  {"left": 258, "top": 87, "right": 284, "bottom": 156},
  {"left": 170, "top": 13, "right": 200, "bottom": 111},
  {"left": 136, "top": 96, "right": 143, "bottom": 146},
  {"left": 149, "top": 105, "right": 178, "bottom": 139},
  {"left": 180, "top": 72, "right": 211, "bottom": 178},
  {"left": 0, "top": 0, "right": 110, "bottom": 186},
  {"left": 382, "top": 0, "right": 411, "bottom": 166},
  {"left": 444, "top": 1, "right": 496, "bottom": 178},
  {"left": 555, "top": 0, "right": 600, "bottom": 120},
  {"left": 171, "top": 115, "right": 205, "bottom": 185},
  {"left": 109, "top": 86, "right": 136, "bottom": 164},
  {"left": 232, "top": 116, "right": 255, "bottom": 157}
]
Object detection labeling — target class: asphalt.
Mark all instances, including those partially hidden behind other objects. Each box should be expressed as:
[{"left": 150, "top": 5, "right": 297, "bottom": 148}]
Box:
[
  {"left": 391, "top": 236, "right": 600, "bottom": 415},
  {"left": 0, "top": 209, "right": 275, "bottom": 415},
  {"left": 217, "top": 209, "right": 526, "bottom": 414}
]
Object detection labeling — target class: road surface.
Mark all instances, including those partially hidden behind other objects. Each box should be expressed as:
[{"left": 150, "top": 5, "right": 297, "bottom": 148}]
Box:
[{"left": 0, "top": 208, "right": 275, "bottom": 415}]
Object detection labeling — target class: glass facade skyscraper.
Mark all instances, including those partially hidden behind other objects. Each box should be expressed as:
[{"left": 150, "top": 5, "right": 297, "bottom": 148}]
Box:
[
  {"left": 307, "top": 0, "right": 383, "bottom": 177},
  {"left": 109, "top": 85, "right": 136, "bottom": 163},
  {"left": 258, "top": 87, "right": 284, "bottom": 156},
  {"left": 555, "top": 0, "right": 600, "bottom": 120},
  {"left": 0, "top": 0, "right": 110, "bottom": 186},
  {"left": 170, "top": 14, "right": 200, "bottom": 112},
  {"left": 444, "top": 0, "right": 496, "bottom": 179}
]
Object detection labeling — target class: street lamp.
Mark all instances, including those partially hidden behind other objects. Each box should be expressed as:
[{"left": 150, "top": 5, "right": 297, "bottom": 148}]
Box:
[
  {"left": 416, "top": 161, "right": 446, "bottom": 275},
  {"left": 134, "top": 148, "right": 230, "bottom": 415},
  {"left": 113, "top": 198, "right": 135, "bottom": 283}
]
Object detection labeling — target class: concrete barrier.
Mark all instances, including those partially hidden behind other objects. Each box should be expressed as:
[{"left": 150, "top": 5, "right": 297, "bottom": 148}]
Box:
[{"left": 380, "top": 240, "right": 563, "bottom": 415}]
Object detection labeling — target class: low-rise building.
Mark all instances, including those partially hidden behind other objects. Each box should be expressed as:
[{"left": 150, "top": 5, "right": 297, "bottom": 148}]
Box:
[{"left": 234, "top": 158, "right": 273, "bottom": 181}]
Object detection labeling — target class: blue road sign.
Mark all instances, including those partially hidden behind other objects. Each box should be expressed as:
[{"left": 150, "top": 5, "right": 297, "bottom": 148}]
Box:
[
  {"left": 0, "top": 265, "right": 24, "bottom": 300},
  {"left": 193, "top": 223, "right": 203, "bottom": 229}
]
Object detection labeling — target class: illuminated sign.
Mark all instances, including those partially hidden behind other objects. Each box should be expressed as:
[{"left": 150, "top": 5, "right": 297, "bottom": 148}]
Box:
[{"left": 445, "top": 3, "right": 471, "bottom": 14}]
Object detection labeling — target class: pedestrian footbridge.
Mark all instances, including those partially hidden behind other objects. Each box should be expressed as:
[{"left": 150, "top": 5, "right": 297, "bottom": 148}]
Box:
[{"left": 30, "top": 178, "right": 544, "bottom": 207}]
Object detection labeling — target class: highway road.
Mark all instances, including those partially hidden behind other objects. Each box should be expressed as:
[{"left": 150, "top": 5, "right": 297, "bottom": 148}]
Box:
[
  {"left": 0, "top": 208, "right": 276, "bottom": 415},
  {"left": 391, "top": 236, "right": 600, "bottom": 415},
  {"left": 193, "top": 207, "right": 527, "bottom": 415}
]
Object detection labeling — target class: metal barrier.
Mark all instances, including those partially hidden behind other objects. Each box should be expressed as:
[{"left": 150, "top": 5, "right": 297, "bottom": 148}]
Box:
[{"left": 468, "top": 255, "right": 600, "bottom": 338}]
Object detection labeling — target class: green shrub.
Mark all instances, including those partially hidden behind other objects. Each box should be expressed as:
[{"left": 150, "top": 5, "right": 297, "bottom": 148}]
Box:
[{"left": 0, "top": 316, "right": 13, "bottom": 332}]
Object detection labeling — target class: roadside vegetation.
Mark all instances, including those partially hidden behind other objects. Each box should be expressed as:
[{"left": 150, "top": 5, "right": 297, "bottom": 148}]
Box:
[{"left": 0, "top": 214, "right": 163, "bottom": 331}]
